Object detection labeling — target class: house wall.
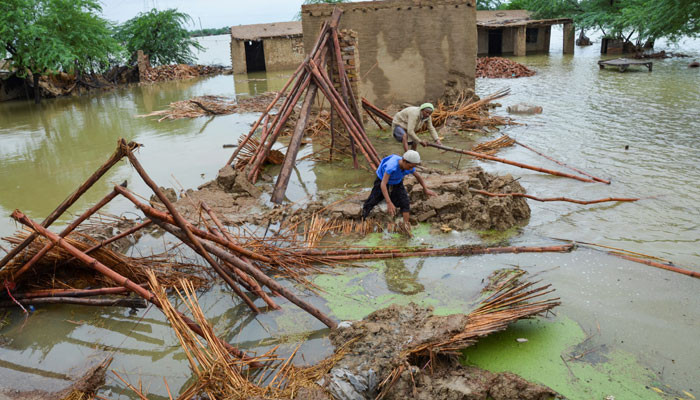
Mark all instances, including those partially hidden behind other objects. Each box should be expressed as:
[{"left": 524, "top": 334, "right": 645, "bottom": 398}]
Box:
[
  {"left": 301, "top": 0, "right": 477, "bottom": 107},
  {"left": 477, "top": 28, "right": 489, "bottom": 55},
  {"left": 230, "top": 39, "right": 247, "bottom": 74},
  {"left": 263, "top": 37, "right": 305, "bottom": 71},
  {"left": 501, "top": 27, "right": 515, "bottom": 53}
]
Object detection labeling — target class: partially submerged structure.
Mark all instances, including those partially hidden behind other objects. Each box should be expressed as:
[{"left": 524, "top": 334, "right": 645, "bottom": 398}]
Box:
[
  {"left": 301, "top": 0, "right": 477, "bottom": 107},
  {"left": 477, "top": 10, "right": 574, "bottom": 56},
  {"left": 230, "top": 21, "right": 305, "bottom": 74}
]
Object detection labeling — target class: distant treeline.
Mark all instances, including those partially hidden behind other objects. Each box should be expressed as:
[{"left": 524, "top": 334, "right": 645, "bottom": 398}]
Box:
[{"left": 190, "top": 27, "right": 230, "bottom": 37}]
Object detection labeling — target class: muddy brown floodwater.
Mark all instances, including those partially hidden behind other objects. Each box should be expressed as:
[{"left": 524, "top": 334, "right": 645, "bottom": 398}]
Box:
[{"left": 0, "top": 29, "right": 699, "bottom": 399}]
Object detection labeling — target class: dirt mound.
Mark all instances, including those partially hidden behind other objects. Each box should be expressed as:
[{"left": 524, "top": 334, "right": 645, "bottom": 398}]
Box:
[
  {"left": 476, "top": 57, "right": 535, "bottom": 79},
  {"left": 322, "top": 302, "right": 558, "bottom": 400},
  {"left": 325, "top": 167, "right": 530, "bottom": 231}
]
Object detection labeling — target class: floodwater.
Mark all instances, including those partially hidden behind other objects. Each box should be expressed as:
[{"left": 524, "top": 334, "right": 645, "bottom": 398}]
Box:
[{"left": 0, "top": 29, "right": 699, "bottom": 399}]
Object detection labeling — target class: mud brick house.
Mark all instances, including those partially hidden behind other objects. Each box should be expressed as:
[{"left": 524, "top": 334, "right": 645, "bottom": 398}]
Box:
[
  {"left": 301, "top": 0, "right": 477, "bottom": 107},
  {"left": 477, "top": 10, "right": 574, "bottom": 56},
  {"left": 230, "top": 21, "right": 305, "bottom": 74}
]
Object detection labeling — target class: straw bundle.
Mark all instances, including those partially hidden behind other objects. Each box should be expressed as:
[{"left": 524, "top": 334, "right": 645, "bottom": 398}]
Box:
[{"left": 472, "top": 134, "right": 516, "bottom": 155}]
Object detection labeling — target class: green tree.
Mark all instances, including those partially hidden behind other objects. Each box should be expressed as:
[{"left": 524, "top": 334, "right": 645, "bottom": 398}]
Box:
[
  {"left": 114, "top": 8, "right": 203, "bottom": 66},
  {"left": 0, "top": 0, "right": 120, "bottom": 103},
  {"left": 520, "top": 0, "right": 700, "bottom": 43}
]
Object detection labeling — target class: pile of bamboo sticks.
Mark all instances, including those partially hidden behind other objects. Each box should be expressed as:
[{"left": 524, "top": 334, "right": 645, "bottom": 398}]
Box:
[{"left": 225, "top": 9, "right": 380, "bottom": 204}]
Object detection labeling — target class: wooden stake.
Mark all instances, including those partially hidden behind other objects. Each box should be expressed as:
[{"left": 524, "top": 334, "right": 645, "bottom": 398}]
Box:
[{"left": 514, "top": 140, "right": 611, "bottom": 184}]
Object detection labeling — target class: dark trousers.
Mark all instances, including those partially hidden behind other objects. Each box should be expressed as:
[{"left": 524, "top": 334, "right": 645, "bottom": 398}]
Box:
[{"left": 362, "top": 177, "right": 410, "bottom": 219}]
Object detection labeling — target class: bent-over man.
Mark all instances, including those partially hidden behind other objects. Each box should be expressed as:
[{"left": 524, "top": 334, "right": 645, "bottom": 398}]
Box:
[
  {"left": 392, "top": 103, "right": 442, "bottom": 151},
  {"left": 361, "top": 150, "right": 436, "bottom": 229}
]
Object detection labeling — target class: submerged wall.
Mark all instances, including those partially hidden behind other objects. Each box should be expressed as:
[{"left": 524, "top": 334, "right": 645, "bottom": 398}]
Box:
[
  {"left": 301, "top": 0, "right": 477, "bottom": 107},
  {"left": 230, "top": 36, "right": 304, "bottom": 74}
]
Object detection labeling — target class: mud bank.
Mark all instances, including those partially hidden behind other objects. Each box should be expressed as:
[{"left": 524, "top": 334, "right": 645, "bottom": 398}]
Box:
[
  {"left": 163, "top": 165, "right": 530, "bottom": 232},
  {"left": 320, "top": 302, "right": 558, "bottom": 400}
]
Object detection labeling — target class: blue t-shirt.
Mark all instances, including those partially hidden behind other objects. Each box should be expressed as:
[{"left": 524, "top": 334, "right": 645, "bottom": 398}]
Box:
[{"left": 376, "top": 154, "right": 414, "bottom": 185}]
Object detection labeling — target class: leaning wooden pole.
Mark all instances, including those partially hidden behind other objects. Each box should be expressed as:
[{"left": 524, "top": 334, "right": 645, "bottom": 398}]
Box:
[
  {"left": 514, "top": 140, "right": 611, "bottom": 184},
  {"left": 226, "top": 63, "right": 305, "bottom": 166},
  {"left": 0, "top": 140, "right": 136, "bottom": 270},
  {"left": 111, "top": 184, "right": 259, "bottom": 313},
  {"left": 9, "top": 210, "right": 257, "bottom": 364},
  {"left": 427, "top": 143, "right": 597, "bottom": 183},
  {"left": 11, "top": 182, "right": 127, "bottom": 281},
  {"left": 200, "top": 202, "right": 280, "bottom": 310},
  {"left": 154, "top": 219, "right": 338, "bottom": 329},
  {"left": 469, "top": 189, "right": 639, "bottom": 205},
  {"left": 272, "top": 84, "right": 319, "bottom": 204}
]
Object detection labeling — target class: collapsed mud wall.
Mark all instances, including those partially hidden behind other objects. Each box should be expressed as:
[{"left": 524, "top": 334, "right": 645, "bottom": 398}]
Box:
[{"left": 301, "top": 0, "right": 477, "bottom": 107}]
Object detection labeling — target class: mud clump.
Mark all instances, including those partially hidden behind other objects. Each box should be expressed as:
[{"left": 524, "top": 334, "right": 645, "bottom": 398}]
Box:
[
  {"left": 321, "top": 303, "right": 558, "bottom": 400},
  {"left": 326, "top": 167, "right": 530, "bottom": 231}
]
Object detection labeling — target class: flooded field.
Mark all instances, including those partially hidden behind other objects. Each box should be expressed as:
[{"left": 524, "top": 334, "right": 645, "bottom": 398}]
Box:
[{"left": 0, "top": 30, "right": 698, "bottom": 399}]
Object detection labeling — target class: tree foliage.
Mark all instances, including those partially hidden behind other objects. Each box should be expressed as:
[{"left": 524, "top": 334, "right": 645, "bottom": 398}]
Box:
[
  {"left": 189, "top": 27, "right": 230, "bottom": 37},
  {"left": 0, "top": 0, "right": 120, "bottom": 78},
  {"left": 114, "top": 8, "right": 203, "bottom": 66},
  {"left": 519, "top": 0, "right": 700, "bottom": 42}
]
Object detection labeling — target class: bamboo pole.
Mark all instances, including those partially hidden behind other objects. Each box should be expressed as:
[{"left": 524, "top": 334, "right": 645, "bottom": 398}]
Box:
[
  {"left": 200, "top": 202, "right": 280, "bottom": 310},
  {"left": 0, "top": 140, "right": 137, "bottom": 270},
  {"left": 272, "top": 84, "right": 319, "bottom": 204},
  {"left": 469, "top": 189, "right": 639, "bottom": 205},
  {"left": 10, "top": 209, "right": 256, "bottom": 363},
  {"left": 153, "top": 219, "right": 338, "bottom": 329},
  {"left": 362, "top": 97, "right": 393, "bottom": 125},
  {"left": 514, "top": 140, "right": 611, "bottom": 184},
  {"left": 427, "top": 143, "right": 597, "bottom": 183},
  {"left": 0, "top": 297, "right": 147, "bottom": 308},
  {"left": 122, "top": 145, "right": 260, "bottom": 313},
  {"left": 12, "top": 182, "right": 126, "bottom": 281}
]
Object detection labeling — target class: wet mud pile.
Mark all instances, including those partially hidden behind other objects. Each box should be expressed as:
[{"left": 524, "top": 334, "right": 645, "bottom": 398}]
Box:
[
  {"left": 321, "top": 303, "right": 558, "bottom": 400},
  {"left": 167, "top": 166, "right": 530, "bottom": 232},
  {"left": 324, "top": 167, "right": 531, "bottom": 231}
]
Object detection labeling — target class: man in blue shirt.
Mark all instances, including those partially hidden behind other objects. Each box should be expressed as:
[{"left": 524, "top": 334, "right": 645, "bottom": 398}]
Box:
[{"left": 361, "top": 150, "right": 436, "bottom": 229}]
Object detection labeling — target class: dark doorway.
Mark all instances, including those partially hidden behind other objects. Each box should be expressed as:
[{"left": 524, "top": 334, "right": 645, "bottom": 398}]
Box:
[
  {"left": 245, "top": 40, "right": 266, "bottom": 72},
  {"left": 488, "top": 30, "right": 503, "bottom": 55}
]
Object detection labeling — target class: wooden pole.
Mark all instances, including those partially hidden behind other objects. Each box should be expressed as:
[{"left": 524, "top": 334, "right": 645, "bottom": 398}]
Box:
[
  {"left": 226, "top": 63, "right": 305, "bottom": 166},
  {"left": 272, "top": 84, "right": 319, "bottom": 204},
  {"left": 469, "top": 189, "right": 639, "bottom": 205},
  {"left": 299, "top": 244, "right": 575, "bottom": 259},
  {"left": 9, "top": 286, "right": 135, "bottom": 299},
  {"left": 113, "top": 185, "right": 271, "bottom": 263},
  {"left": 154, "top": 218, "right": 338, "bottom": 329},
  {"left": 11, "top": 183, "right": 126, "bottom": 281},
  {"left": 611, "top": 253, "right": 700, "bottom": 279},
  {"left": 9, "top": 209, "right": 256, "bottom": 363},
  {"left": 427, "top": 143, "right": 597, "bottom": 183},
  {"left": 58, "top": 220, "right": 152, "bottom": 268},
  {"left": 122, "top": 149, "right": 260, "bottom": 313},
  {"left": 200, "top": 202, "right": 280, "bottom": 310},
  {"left": 0, "top": 297, "right": 147, "bottom": 308},
  {"left": 0, "top": 140, "right": 136, "bottom": 270},
  {"left": 514, "top": 140, "right": 611, "bottom": 184}
]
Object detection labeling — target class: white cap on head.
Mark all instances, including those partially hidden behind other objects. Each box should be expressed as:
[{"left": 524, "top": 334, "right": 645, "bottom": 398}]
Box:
[{"left": 402, "top": 150, "right": 421, "bottom": 164}]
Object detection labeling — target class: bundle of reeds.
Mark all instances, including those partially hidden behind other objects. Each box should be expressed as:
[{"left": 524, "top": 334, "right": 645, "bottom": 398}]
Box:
[
  {"left": 432, "top": 88, "right": 515, "bottom": 130},
  {"left": 472, "top": 134, "right": 516, "bottom": 155},
  {"left": 137, "top": 92, "right": 281, "bottom": 121},
  {"left": 142, "top": 274, "right": 349, "bottom": 400}
]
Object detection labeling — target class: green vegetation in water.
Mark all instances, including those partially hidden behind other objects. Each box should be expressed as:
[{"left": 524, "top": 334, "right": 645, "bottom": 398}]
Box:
[
  {"left": 475, "top": 226, "right": 521, "bottom": 245},
  {"left": 269, "top": 310, "right": 316, "bottom": 345},
  {"left": 462, "top": 316, "right": 673, "bottom": 399}
]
